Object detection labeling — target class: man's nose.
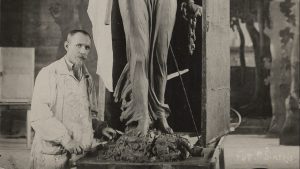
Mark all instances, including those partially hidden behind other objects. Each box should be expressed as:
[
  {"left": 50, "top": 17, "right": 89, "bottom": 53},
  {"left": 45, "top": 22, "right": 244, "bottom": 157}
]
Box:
[{"left": 79, "top": 47, "right": 89, "bottom": 55}]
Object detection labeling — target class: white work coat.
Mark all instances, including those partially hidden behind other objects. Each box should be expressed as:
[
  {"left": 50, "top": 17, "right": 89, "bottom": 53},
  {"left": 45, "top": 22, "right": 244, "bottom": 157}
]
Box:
[{"left": 29, "top": 57, "right": 99, "bottom": 169}]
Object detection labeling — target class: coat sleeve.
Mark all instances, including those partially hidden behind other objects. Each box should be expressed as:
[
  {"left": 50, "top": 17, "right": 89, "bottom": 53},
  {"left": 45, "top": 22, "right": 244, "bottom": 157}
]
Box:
[
  {"left": 30, "top": 68, "right": 71, "bottom": 145},
  {"left": 87, "top": 75, "right": 109, "bottom": 139}
]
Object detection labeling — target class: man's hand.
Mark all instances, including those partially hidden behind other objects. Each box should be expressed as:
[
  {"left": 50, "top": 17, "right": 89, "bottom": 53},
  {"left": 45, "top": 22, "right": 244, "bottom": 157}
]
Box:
[
  {"left": 63, "top": 139, "right": 83, "bottom": 155},
  {"left": 101, "top": 127, "right": 116, "bottom": 140}
]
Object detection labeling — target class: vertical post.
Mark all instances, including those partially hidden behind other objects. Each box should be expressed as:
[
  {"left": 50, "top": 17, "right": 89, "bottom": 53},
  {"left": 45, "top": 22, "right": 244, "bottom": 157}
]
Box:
[
  {"left": 258, "top": 0, "right": 264, "bottom": 58},
  {"left": 257, "top": 0, "right": 264, "bottom": 100},
  {"left": 201, "top": 0, "right": 230, "bottom": 146},
  {"left": 0, "top": 48, "right": 3, "bottom": 100},
  {"left": 27, "top": 110, "right": 32, "bottom": 148},
  {"left": 0, "top": 0, "right": 2, "bottom": 44},
  {"left": 280, "top": 0, "right": 299, "bottom": 145},
  {"left": 201, "top": 0, "right": 208, "bottom": 147}
]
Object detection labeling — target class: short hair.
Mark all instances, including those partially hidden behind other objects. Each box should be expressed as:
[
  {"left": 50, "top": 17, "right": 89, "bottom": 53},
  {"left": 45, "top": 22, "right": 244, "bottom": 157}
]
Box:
[{"left": 67, "top": 29, "right": 92, "bottom": 41}]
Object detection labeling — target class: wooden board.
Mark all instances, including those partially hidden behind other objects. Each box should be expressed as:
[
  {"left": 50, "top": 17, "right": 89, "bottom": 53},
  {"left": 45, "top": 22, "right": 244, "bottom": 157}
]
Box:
[
  {"left": 78, "top": 149, "right": 215, "bottom": 169},
  {"left": 0, "top": 47, "right": 34, "bottom": 102}
]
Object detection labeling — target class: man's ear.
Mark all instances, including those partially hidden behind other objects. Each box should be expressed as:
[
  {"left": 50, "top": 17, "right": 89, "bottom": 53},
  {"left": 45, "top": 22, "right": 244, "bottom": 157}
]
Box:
[{"left": 64, "top": 41, "right": 69, "bottom": 51}]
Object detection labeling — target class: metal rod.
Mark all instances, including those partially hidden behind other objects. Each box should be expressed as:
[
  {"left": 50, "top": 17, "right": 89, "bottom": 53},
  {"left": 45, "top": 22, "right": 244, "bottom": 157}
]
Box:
[{"left": 170, "top": 45, "right": 201, "bottom": 142}]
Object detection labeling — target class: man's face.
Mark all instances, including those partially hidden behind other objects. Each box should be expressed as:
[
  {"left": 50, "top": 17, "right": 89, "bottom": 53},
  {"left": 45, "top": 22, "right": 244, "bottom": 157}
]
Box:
[{"left": 65, "top": 32, "right": 91, "bottom": 66}]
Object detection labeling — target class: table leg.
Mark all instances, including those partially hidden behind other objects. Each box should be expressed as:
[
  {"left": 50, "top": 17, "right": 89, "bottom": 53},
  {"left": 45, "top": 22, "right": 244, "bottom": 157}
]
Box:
[{"left": 27, "top": 110, "right": 32, "bottom": 148}]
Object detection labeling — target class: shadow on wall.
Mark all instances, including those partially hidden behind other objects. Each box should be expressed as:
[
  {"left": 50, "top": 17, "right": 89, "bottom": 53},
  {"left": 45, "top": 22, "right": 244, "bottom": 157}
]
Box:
[
  {"left": 48, "top": 0, "right": 99, "bottom": 90},
  {"left": 0, "top": 0, "right": 99, "bottom": 90}
]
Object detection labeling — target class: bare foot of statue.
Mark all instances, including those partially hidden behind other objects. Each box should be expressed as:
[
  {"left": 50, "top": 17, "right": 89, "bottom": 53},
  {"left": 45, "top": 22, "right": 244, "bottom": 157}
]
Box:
[
  {"left": 126, "top": 117, "right": 150, "bottom": 136},
  {"left": 157, "top": 117, "right": 173, "bottom": 134},
  {"left": 136, "top": 117, "right": 150, "bottom": 136}
]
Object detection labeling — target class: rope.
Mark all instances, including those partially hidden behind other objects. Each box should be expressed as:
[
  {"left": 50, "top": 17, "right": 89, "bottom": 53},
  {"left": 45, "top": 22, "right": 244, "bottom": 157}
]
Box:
[
  {"left": 206, "top": 108, "right": 242, "bottom": 145},
  {"left": 169, "top": 46, "right": 243, "bottom": 146},
  {"left": 169, "top": 45, "right": 201, "bottom": 142},
  {"left": 230, "top": 108, "right": 242, "bottom": 132}
]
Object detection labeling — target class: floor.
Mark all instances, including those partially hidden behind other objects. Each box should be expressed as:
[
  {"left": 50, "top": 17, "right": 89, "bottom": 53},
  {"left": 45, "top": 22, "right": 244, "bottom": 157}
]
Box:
[
  {"left": 223, "top": 135, "right": 299, "bottom": 169},
  {"left": 0, "top": 138, "right": 30, "bottom": 169},
  {"left": 0, "top": 134, "right": 299, "bottom": 169}
]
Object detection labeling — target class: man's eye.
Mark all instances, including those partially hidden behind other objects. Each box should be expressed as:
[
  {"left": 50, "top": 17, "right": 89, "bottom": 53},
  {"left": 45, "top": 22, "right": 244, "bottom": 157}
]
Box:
[
  {"left": 85, "top": 46, "right": 90, "bottom": 50},
  {"left": 76, "top": 44, "right": 82, "bottom": 48}
]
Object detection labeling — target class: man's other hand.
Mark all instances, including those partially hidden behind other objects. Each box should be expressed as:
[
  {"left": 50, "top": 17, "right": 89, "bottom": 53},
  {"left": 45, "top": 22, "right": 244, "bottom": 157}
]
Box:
[
  {"left": 101, "top": 127, "right": 116, "bottom": 140},
  {"left": 63, "top": 139, "right": 83, "bottom": 155}
]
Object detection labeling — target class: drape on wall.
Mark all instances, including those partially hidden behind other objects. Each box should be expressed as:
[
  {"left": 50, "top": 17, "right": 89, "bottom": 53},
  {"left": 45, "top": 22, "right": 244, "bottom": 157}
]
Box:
[{"left": 87, "top": 0, "right": 113, "bottom": 92}]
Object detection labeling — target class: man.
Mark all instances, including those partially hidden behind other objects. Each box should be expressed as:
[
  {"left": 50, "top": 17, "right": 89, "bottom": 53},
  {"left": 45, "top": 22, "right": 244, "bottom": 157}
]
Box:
[
  {"left": 113, "top": 0, "right": 177, "bottom": 136},
  {"left": 29, "top": 30, "right": 116, "bottom": 169}
]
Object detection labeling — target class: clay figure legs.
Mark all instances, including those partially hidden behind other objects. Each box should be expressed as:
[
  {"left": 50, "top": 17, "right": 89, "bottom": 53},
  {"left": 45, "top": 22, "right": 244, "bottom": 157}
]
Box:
[{"left": 114, "top": 0, "right": 177, "bottom": 135}]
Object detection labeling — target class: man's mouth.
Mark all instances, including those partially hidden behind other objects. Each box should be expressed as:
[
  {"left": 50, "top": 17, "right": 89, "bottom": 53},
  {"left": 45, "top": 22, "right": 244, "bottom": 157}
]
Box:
[{"left": 78, "top": 56, "right": 86, "bottom": 60}]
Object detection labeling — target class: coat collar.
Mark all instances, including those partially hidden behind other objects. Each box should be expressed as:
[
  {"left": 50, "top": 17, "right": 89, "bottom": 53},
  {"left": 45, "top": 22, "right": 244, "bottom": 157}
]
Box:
[{"left": 56, "top": 56, "right": 90, "bottom": 78}]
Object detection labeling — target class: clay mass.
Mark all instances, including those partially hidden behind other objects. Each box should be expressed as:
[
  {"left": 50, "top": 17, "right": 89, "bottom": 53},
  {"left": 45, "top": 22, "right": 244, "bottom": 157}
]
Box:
[{"left": 100, "top": 130, "right": 202, "bottom": 162}]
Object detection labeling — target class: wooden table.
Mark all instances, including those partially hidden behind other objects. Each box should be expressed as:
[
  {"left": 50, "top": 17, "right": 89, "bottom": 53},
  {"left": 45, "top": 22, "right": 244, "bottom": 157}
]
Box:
[
  {"left": 0, "top": 102, "right": 31, "bottom": 148},
  {"left": 77, "top": 138, "right": 225, "bottom": 169},
  {"left": 78, "top": 153, "right": 214, "bottom": 169}
]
